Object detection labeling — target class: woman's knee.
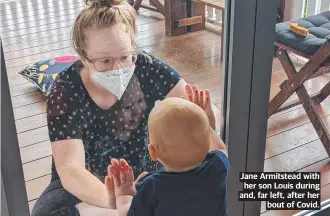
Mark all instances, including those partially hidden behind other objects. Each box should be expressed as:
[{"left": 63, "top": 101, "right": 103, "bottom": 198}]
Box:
[
  {"left": 32, "top": 199, "right": 80, "bottom": 216},
  {"left": 31, "top": 180, "right": 80, "bottom": 216},
  {"left": 31, "top": 201, "right": 53, "bottom": 216}
]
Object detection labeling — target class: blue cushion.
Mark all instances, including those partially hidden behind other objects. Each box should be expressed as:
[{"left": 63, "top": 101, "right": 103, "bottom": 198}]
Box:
[
  {"left": 19, "top": 56, "right": 79, "bottom": 96},
  {"left": 275, "top": 11, "right": 330, "bottom": 54}
]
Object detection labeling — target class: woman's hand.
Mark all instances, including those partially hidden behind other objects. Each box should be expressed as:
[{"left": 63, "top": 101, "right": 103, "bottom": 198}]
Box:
[
  {"left": 105, "top": 164, "right": 117, "bottom": 209},
  {"left": 183, "top": 84, "right": 216, "bottom": 130}
]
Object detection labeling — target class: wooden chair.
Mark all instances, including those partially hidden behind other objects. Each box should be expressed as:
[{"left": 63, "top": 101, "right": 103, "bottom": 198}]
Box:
[{"left": 270, "top": 12, "right": 330, "bottom": 157}]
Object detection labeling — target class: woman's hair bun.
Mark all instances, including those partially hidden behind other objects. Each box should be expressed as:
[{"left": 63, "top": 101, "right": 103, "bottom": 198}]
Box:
[{"left": 85, "top": 0, "right": 125, "bottom": 7}]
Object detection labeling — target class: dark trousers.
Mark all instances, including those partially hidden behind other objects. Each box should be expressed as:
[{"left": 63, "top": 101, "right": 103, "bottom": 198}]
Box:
[{"left": 31, "top": 180, "right": 81, "bottom": 216}]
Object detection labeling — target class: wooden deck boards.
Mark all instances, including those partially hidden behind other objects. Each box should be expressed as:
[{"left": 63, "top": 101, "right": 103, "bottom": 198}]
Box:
[{"left": 1, "top": 0, "right": 329, "bottom": 215}]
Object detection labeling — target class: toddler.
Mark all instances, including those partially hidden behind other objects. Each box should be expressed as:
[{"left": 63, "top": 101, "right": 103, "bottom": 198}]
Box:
[{"left": 106, "top": 93, "right": 230, "bottom": 216}]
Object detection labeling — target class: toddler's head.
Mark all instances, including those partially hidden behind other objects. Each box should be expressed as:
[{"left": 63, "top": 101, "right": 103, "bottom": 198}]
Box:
[{"left": 148, "top": 97, "right": 211, "bottom": 172}]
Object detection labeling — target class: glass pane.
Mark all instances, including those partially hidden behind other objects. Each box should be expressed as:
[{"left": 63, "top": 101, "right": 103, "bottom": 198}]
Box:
[
  {"left": 261, "top": 0, "right": 330, "bottom": 215},
  {"left": 1, "top": 0, "right": 225, "bottom": 214}
]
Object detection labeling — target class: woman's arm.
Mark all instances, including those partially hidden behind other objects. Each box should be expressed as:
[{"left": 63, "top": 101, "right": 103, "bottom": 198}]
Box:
[{"left": 52, "top": 139, "right": 110, "bottom": 209}]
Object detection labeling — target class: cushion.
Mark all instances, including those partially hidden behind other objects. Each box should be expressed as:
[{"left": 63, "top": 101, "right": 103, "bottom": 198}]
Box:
[
  {"left": 275, "top": 11, "right": 330, "bottom": 54},
  {"left": 19, "top": 55, "right": 79, "bottom": 96}
]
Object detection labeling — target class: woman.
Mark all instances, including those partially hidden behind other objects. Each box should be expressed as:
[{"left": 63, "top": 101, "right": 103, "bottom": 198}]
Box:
[{"left": 31, "top": 0, "right": 221, "bottom": 215}]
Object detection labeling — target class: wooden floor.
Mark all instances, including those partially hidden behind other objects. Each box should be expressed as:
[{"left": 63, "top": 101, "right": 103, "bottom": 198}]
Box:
[{"left": 1, "top": 0, "right": 330, "bottom": 215}]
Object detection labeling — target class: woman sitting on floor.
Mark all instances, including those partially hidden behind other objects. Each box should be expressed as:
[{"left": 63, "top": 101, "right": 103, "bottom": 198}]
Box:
[{"left": 31, "top": 0, "right": 221, "bottom": 215}]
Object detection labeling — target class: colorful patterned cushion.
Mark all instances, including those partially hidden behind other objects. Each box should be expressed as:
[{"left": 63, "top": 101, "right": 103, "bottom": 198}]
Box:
[{"left": 18, "top": 55, "right": 79, "bottom": 96}]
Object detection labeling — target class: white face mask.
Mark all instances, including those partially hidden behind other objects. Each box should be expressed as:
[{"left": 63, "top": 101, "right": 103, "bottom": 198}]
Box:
[{"left": 91, "top": 64, "right": 136, "bottom": 100}]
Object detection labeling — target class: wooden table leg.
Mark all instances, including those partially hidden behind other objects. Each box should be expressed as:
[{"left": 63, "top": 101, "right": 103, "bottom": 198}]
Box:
[
  {"left": 150, "top": 0, "right": 166, "bottom": 16},
  {"left": 134, "top": 0, "right": 143, "bottom": 10},
  {"left": 164, "top": 0, "right": 188, "bottom": 36},
  {"left": 189, "top": 1, "right": 206, "bottom": 32}
]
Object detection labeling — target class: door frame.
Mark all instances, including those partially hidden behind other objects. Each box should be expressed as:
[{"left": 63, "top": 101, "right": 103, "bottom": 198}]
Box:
[
  {"left": 1, "top": 41, "right": 30, "bottom": 216},
  {"left": 220, "top": 0, "right": 277, "bottom": 215},
  {"left": 295, "top": 199, "right": 330, "bottom": 216},
  {"left": 1, "top": 0, "right": 330, "bottom": 215},
  {"left": 314, "top": 199, "right": 330, "bottom": 216},
  {"left": 221, "top": 0, "right": 330, "bottom": 215}
]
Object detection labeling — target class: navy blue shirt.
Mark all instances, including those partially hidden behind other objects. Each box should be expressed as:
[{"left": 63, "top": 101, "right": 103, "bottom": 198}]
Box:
[{"left": 129, "top": 150, "right": 230, "bottom": 216}]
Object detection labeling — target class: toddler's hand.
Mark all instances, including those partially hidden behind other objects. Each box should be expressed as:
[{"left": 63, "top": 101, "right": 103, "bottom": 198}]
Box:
[
  {"left": 110, "top": 158, "right": 136, "bottom": 198},
  {"left": 183, "top": 84, "right": 216, "bottom": 130}
]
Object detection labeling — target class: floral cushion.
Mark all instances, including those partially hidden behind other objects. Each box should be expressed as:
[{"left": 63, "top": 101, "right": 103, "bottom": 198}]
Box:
[{"left": 18, "top": 55, "right": 79, "bottom": 96}]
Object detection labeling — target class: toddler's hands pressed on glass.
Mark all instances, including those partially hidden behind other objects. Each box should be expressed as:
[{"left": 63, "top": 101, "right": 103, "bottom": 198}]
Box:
[
  {"left": 110, "top": 159, "right": 136, "bottom": 198},
  {"left": 183, "top": 84, "right": 216, "bottom": 130},
  {"left": 105, "top": 160, "right": 147, "bottom": 209}
]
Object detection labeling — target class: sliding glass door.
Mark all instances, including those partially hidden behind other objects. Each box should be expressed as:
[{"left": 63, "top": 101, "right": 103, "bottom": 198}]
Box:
[{"left": 1, "top": 0, "right": 330, "bottom": 216}]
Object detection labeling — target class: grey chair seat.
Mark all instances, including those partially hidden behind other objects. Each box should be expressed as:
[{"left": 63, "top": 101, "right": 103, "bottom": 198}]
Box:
[{"left": 275, "top": 11, "right": 330, "bottom": 55}]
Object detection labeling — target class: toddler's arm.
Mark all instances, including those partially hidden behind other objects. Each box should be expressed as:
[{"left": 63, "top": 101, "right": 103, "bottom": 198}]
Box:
[
  {"left": 105, "top": 175, "right": 133, "bottom": 216},
  {"left": 106, "top": 159, "right": 150, "bottom": 216},
  {"left": 116, "top": 195, "right": 134, "bottom": 216},
  {"left": 109, "top": 160, "right": 155, "bottom": 216},
  {"left": 108, "top": 159, "right": 136, "bottom": 216}
]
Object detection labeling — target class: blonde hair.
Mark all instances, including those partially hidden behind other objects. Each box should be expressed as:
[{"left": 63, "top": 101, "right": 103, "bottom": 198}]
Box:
[
  {"left": 72, "top": 0, "right": 137, "bottom": 60},
  {"left": 148, "top": 98, "right": 211, "bottom": 171}
]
